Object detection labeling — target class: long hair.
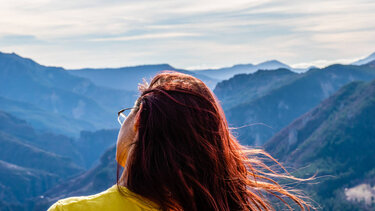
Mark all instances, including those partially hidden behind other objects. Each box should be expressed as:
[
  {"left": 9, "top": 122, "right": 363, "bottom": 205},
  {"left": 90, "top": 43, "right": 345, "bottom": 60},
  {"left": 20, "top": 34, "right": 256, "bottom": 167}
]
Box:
[{"left": 117, "top": 71, "right": 311, "bottom": 210}]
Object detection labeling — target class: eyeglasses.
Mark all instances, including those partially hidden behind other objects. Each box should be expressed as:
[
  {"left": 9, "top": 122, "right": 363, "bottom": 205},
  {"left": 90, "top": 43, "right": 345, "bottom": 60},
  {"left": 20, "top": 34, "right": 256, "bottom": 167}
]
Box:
[{"left": 117, "top": 107, "right": 136, "bottom": 125}]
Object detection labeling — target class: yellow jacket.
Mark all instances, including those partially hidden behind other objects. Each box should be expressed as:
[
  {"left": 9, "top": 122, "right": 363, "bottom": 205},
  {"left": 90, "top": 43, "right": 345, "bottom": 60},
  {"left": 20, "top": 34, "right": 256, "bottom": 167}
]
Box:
[{"left": 47, "top": 184, "right": 161, "bottom": 211}]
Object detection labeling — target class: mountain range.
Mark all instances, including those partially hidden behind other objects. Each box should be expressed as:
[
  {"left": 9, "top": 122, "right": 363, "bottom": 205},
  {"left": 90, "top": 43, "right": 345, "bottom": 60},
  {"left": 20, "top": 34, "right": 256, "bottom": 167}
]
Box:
[
  {"left": 0, "top": 109, "right": 121, "bottom": 210},
  {"left": 68, "top": 64, "right": 218, "bottom": 91},
  {"left": 219, "top": 62, "right": 375, "bottom": 146},
  {"left": 1, "top": 50, "right": 375, "bottom": 210},
  {"left": 265, "top": 79, "right": 375, "bottom": 210},
  {"left": 0, "top": 111, "right": 84, "bottom": 210},
  {"left": 214, "top": 68, "right": 299, "bottom": 110},
  {"left": 192, "top": 60, "right": 302, "bottom": 80},
  {"left": 0, "top": 52, "right": 138, "bottom": 137},
  {"left": 66, "top": 59, "right": 303, "bottom": 91},
  {"left": 0, "top": 51, "right": 313, "bottom": 137}
]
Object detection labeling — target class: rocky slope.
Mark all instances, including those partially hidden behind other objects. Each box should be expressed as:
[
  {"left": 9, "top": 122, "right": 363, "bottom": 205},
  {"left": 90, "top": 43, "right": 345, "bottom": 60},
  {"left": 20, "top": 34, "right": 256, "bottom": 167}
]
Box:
[{"left": 265, "top": 79, "right": 375, "bottom": 210}]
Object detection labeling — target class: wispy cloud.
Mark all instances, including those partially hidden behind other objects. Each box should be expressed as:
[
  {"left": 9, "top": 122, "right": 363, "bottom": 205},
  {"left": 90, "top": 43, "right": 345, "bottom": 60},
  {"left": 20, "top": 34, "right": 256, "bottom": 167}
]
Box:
[
  {"left": 0, "top": 0, "right": 374, "bottom": 69},
  {"left": 0, "top": 34, "right": 45, "bottom": 46},
  {"left": 89, "top": 32, "right": 201, "bottom": 42}
]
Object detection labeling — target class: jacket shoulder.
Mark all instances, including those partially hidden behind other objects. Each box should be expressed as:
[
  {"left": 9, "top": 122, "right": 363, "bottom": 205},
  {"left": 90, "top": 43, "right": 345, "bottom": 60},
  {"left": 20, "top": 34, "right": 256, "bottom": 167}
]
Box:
[{"left": 47, "top": 185, "right": 160, "bottom": 211}]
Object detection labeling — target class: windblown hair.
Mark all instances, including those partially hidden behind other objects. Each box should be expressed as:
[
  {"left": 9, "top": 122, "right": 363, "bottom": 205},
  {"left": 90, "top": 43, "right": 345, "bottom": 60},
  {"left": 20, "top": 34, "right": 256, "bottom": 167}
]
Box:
[{"left": 117, "top": 71, "right": 311, "bottom": 211}]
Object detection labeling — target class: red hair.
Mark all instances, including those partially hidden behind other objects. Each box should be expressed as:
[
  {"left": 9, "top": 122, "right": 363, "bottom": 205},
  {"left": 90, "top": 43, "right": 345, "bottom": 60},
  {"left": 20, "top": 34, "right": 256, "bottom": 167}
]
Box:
[{"left": 117, "top": 71, "right": 311, "bottom": 210}]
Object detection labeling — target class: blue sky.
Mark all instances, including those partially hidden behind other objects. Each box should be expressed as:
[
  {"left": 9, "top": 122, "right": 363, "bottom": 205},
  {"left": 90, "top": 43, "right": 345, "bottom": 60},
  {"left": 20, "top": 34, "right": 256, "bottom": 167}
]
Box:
[{"left": 1, "top": 0, "right": 375, "bottom": 69}]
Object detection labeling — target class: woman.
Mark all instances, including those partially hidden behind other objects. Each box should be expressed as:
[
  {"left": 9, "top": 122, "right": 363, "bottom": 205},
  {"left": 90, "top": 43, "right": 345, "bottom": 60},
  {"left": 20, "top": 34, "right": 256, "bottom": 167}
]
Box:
[{"left": 48, "top": 71, "right": 311, "bottom": 211}]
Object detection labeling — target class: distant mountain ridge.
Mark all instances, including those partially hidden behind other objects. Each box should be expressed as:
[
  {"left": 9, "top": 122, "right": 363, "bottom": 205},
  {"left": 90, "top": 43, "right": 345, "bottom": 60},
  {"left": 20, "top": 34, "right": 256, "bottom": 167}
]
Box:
[
  {"left": 68, "top": 63, "right": 218, "bottom": 91},
  {"left": 66, "top": 59, "right": 306, "bottom": 91},
  {"left": 222, "top": 63, "right": 375, "bottom": 146},
  {"left": 352, "top": 52, "right": 375, "bottom": 65},
  {"left": 67, "top": 51, "right": 375, "bottom": 86},
  {"left": 0, "top": 51, "right": 138, "bottom": 136},
  {"left": 194, "top": 60, "right": 294, "bottom": 80}
]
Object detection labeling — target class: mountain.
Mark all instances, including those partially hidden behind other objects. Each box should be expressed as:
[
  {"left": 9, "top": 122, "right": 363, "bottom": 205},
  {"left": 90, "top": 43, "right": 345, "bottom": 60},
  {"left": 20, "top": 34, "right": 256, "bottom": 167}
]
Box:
[
  {"left": 34, "top": 146, "right": 117, "bottom": 210},
  {"left": 0, "top": 103, "right": 119, "bottom": 170},
  {"left": 68, "top": 64, "right": 219, "bottom": 91},
  {"left": 264, "top": 79, "right": 375, "bottom": 210},
  {"left": 0, "top": 111, "right": 84, "bottom": 210},
  {"left": 0, "top": 110, "right": 83, "bottom": 165},
  {"left": 76, "top": 129, "right": 118, "bottom": 168},
  {"left": 0, "top": 109, "right": 123, "bottom": 210},
  {"left": 195, "top": 60, "right": 292, "bottom": 80},
  {"left": 256, "top": 60, "right": 291, "bottom": 70},
  {"left": 0, "top": 131, "right": 82, "bottom": 179},
  {"left": 224, "top": 63, "right": 375, "bottom": 146},
  {"left": 0, "top": 96, "right": 93, "bottom": 137},
  {"left": 0, "top": 52, "right": 138, "bottom": 136},
  {"left": 214, "top": 68, "right": 299, "bottom": 110},
  {"left": 0, "top": 160, "right": 59, "bottom": 210},
  {"left": 352, "top": 51, "right": 375, "bottom": 65}
]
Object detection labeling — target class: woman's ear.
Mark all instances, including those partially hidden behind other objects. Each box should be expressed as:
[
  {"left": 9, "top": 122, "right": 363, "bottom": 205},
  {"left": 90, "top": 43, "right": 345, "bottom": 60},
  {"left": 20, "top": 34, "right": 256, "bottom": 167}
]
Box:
[{"left": 133, "top": 122, "right": 138, "bottom": 133}]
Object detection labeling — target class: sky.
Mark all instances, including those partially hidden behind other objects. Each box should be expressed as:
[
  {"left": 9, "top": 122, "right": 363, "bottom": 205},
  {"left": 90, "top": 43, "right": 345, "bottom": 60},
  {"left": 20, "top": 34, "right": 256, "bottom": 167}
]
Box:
[{"left": 1, "top": 0, "right": 375, "bottom": 69}]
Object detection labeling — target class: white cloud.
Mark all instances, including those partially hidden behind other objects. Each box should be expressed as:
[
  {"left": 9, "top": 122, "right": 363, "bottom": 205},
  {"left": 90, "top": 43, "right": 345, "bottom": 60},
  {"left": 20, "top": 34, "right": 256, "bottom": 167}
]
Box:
[{"left": 89, "top": 32, "right": 201, "bottom": 42}]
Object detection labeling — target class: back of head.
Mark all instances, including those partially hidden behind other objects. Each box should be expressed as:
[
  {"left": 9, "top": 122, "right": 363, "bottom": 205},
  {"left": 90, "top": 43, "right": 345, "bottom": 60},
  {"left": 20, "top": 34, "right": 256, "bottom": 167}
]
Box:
[{"left": 119, "top": 71, "right": 310, "bottom": 211}]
